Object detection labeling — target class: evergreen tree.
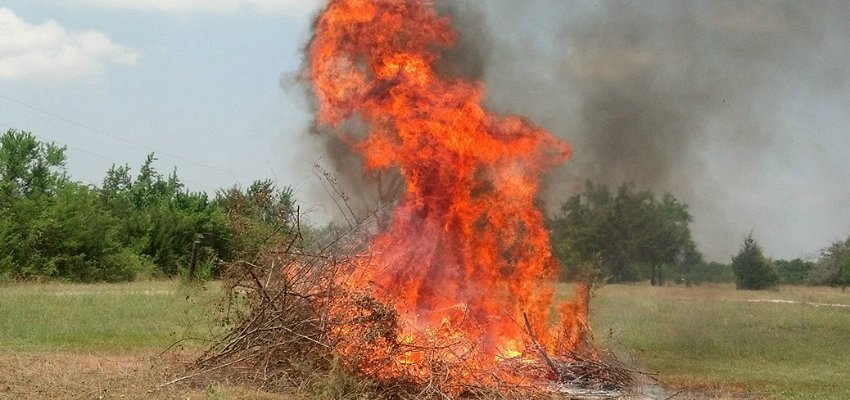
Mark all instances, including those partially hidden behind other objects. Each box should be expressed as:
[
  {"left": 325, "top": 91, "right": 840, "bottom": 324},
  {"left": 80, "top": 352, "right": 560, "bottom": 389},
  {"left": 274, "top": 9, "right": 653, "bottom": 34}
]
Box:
[{"left": 732, "top": 234, "right": 778, "bottom": 290}]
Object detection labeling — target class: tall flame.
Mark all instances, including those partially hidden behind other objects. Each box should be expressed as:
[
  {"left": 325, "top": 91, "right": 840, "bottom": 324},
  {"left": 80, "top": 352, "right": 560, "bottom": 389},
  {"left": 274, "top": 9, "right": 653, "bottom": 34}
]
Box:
[{"left": 309, "top": 0, "right": 585, "bottom": 371}]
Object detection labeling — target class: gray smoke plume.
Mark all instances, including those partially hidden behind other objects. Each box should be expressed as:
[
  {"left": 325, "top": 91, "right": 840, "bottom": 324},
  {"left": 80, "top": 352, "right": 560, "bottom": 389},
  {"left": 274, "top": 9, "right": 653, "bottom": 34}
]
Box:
[
  {"left": 478, "top": 0, "right": 846, "bottom": 182},
  {"left": 297, "top": 0, "right": 850, "bottom": 261},
  {"left": 451, "top": 0, "right": 850, "bottom": 261}
]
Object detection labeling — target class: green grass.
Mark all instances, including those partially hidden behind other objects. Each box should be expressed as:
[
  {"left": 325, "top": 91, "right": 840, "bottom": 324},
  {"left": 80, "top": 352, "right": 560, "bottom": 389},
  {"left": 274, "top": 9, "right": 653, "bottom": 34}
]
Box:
[
  {"left": 3, "top": 280, "right": 849, "bottom": 399},
  {"left": 582, "top": 283, "right": 850, "bottom": 400},
  {"left": 0, "top": 280, "right": 221, "bottom": 353}
]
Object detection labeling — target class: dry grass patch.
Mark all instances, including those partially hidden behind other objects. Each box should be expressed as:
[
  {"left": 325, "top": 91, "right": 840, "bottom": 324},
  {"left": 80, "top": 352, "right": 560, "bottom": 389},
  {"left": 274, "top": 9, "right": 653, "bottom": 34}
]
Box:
[{"left": 0, "top": 351, "right": 295, "bottom": 400}]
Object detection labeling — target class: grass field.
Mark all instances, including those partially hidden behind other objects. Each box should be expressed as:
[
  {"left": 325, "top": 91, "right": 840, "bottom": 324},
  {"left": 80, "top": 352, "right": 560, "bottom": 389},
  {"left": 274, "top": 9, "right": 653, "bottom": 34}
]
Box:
[
  {"left": 584, "top": 284, "right": 850, "bottom": 400},
  {"left": 0, "top": 281, "right": 220, "bottom": 353},
  {"left": 0, "top": 281, "right": 275, "bottom": 399},
  {"left": 1, "top": 281, "right": 848, "bottom": 399}
]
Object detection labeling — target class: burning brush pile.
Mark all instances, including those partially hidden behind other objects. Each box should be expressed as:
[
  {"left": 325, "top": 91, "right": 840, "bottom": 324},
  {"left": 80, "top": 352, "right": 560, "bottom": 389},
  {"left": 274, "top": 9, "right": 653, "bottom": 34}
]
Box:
[{"left": 196, "top": 0, "right": 637, "bottom": 398}]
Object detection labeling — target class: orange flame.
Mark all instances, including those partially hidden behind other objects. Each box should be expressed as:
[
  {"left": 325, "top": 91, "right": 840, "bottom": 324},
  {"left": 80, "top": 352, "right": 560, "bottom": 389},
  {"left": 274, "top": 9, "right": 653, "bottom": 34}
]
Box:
[{"left": 309, "top": 0, "right": 586, "bottom": 377}]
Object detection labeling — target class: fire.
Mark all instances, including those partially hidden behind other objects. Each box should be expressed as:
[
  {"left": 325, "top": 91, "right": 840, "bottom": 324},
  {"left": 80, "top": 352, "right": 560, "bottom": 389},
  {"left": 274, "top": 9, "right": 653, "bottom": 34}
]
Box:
[{"left": 308, "top": 0, "right": 588, "bottom": 381}]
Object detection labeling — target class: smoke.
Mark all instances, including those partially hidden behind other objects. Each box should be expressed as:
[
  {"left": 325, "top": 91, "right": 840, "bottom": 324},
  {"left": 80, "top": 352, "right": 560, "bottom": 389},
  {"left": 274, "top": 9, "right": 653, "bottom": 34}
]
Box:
[
  {"left": 448, "top": 0, "right": 850, "bottom": 261},
  {"left": 296, "top": 0, "right": 850, "bottom": 261},
  {"left": 434, "top": 1, "right": 493, "bottom": 81}
]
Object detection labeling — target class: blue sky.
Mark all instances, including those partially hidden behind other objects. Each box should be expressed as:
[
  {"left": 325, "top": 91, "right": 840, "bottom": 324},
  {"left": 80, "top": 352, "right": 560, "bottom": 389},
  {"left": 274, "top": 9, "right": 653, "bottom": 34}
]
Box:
[
  {"left": 0, "top": 0, "right": 322, "bottom": 195},
  {"left": 1, "top": 1, "right": 849, "bottom": 262}
]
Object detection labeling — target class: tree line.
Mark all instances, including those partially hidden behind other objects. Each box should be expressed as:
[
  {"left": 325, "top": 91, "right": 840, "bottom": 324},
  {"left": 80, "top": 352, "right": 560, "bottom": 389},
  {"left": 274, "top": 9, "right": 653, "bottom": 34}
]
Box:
[
  {"left": 547, "top": 181, "right": 850, "bottom": 290},
  {"left": 0, "top": 129, "right": 296, "bottom": 282},
  {"left": 2, "top": 128, "right": 848, "bottom": 288}
]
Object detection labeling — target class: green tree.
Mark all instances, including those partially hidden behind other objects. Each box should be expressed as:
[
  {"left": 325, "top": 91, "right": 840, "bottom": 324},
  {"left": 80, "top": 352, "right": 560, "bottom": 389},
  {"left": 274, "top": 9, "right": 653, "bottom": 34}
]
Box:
[
  {"left": 0, "top": 129, "right": 66, "bottom": 200},
  {"left": 101, "top": 164, "right": 133, "bottom": 207},
  {"left": 116, "top": 154, "right": 231, "bottom": 278},
  {"left": 0, "top": 130, "right": 146, "bottom": 281},
  {"left": 773, "top": 258, "right": 815, "bottom": 285},
  {"left": 145, "top": 190, "right": 230, "bottom": 277},
  {"left": 731, "top": 234, "right": 778, "bottom": 290},
  {"left": 22, "top": 183, "right": 144, "bottom": 281},
  {"left": 549, "top": 181, "right": 694, "bottom": 285},
  {"left": 0, "top": 129, "right": 70, "bottom": 279},
  {"left": 217, "top": 179, "right": 296, "bottom": 262},
  {"left": 0, "top": 130, "right": 296, "bottom": 282},
  {"left": 643, "top": 193, "right": 694, "bottom": 285},
  {"left": 678, "top": 240, "right": 703, "bottom": 286}
]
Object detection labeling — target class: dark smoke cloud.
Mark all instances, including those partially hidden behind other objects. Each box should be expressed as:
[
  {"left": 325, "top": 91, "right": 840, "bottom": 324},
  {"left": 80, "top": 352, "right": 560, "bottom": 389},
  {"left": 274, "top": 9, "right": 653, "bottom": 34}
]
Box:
[
  {"left": 471, "top": 0, "right": 845, "bottom": 181},
  {"left": 296, "top": 0, "right": 850, "bottom": 261},
  {"left": 448, "top": 0, "right": 850, "bottom": 261},
  {"left": 435, "top": 1, "right": 493, "bottom": 81}
]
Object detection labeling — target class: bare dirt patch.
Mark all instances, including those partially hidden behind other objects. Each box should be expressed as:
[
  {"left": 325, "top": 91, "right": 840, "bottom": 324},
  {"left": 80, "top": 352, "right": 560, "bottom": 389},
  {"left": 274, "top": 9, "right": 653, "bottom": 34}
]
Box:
[{"left": 0, "top": 352, "right": 292, "bottom": 400}]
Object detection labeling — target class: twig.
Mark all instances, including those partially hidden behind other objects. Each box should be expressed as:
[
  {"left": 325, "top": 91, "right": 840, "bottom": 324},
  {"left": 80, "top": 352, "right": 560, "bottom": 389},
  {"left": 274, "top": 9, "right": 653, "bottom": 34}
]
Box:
[
  {"left": 522, "top": 312, "right": 560, "bottom": 378},
  {"left": 161, "top": 353, "right": 255, "bottom": 388},
  {"left": 242, "top": 262, "right": 278, "bottom": 311}
]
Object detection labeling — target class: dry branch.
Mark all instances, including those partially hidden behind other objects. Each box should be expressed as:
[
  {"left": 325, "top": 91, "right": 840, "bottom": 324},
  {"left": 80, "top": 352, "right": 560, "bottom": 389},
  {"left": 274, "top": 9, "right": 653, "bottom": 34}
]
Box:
[
  {"left": 187, "top": 202, "right": 639, "bottom": 399},
  {"left": 523, "top": 312, "right": 560, "bottom": 378}
]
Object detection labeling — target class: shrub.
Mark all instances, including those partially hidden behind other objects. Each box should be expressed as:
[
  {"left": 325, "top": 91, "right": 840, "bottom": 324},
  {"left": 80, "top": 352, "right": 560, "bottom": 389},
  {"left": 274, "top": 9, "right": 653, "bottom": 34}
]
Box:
[
  {"left": 808, "top": 237, "right": 850, "bottom": 287},
  {"left": 732, "top": 234, "right": 778, "bottom": 290},
  {"left": 216, "top": 180, "right": 296, "bottom": 262}
]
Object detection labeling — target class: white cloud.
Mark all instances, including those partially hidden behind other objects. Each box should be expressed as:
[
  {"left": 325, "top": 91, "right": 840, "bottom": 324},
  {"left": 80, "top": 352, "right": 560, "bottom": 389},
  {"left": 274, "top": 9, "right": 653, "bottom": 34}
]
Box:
[
  {"left": 65, "top": 0, "right": 323, "bottom": 16},
  {"left": 0, "top": 7, "right": 140, "bottom": 80}
]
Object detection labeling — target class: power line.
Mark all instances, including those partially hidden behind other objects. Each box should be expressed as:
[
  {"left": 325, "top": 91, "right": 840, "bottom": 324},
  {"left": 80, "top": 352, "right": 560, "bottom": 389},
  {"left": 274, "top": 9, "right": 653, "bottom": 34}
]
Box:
[
  {"left": 0, "top": 92, "right": 237, "bottom": 177},
  {"left": 0, "top": 119, "right": 124, "bottom": 164},
  {"left": 0, "top": 119, "right": 222, "bottom": 193}
]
